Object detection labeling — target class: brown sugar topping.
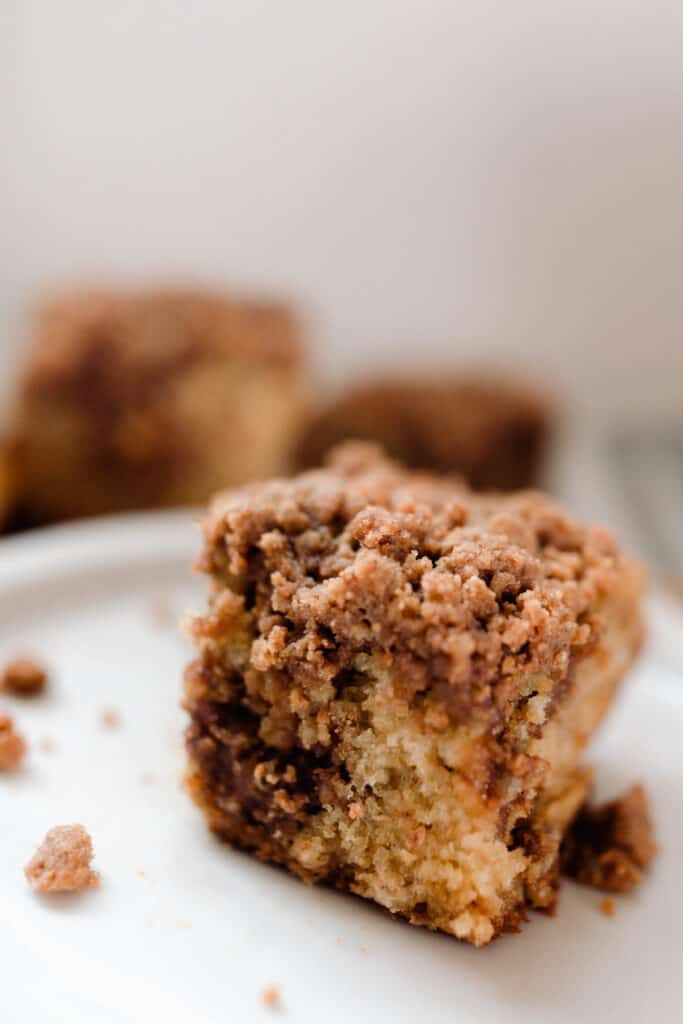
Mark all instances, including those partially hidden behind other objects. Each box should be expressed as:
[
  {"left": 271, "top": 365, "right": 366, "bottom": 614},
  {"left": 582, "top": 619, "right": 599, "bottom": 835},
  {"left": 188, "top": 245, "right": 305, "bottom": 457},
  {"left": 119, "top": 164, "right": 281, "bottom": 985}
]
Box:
[
  {"left": 199, "top": 443, "right": 640, "bottom": 730},
  {"left": 24, "top": 825, "right": 100, "bottom": 893},
  {"left": 0, "top": 714, "right": 27, "bottom": 770},
  {"left": 1, "top": 657, "right": 48, "bottom": 697},
  {"left": 562, "top": 784, "right": 657, "bottom": 893}
]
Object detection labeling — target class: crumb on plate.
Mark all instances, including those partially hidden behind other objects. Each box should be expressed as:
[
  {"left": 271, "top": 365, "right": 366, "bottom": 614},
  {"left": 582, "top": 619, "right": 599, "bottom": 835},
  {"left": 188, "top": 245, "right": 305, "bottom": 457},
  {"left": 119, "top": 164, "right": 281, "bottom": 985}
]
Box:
[
  {"left": 261, "top": 986, "right": 281, "bottom": 1010},
  {"left": 25, "top": 824, "right": 100, "bottom": 893},
  {"left": 1, "top": 657, "right": 48, "bottom": 697},
  {"left": 562, "top": 784, "right": 657, "bottom": 893},
  {"left": 600, "top": 896, "right": 616, "bottom": 917},
  {"left": 99, "top": 707, "right": 121, "bottom": 729},
  {"left": 0, "top": 713, "right": 27, "bottom": 770}
]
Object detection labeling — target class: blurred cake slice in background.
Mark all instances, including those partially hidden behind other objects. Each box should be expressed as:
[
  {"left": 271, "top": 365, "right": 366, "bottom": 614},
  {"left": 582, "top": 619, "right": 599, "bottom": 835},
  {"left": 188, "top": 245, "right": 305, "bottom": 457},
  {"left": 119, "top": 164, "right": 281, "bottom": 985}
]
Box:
[
  {"left": 294, "top": 375, "right": 550, "bottom": 491},
  {"left": 3, "top": 287, "right": 308, "bottom": 526}
]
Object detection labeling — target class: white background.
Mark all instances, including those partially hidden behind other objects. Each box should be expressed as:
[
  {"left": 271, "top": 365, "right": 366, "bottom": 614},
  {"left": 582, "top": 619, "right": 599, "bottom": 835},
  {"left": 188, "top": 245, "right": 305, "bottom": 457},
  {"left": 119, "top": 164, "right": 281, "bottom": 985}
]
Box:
[{"left": 2, "top": 1, "right": 683, "bottom": 417}]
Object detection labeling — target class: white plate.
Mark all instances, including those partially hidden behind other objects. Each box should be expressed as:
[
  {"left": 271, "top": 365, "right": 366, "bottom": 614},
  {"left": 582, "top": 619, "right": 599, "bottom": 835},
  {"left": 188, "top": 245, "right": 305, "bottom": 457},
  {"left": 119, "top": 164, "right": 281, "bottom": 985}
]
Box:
[{"left": 1, "top": 514, "right": 681, "bottom": 1024}]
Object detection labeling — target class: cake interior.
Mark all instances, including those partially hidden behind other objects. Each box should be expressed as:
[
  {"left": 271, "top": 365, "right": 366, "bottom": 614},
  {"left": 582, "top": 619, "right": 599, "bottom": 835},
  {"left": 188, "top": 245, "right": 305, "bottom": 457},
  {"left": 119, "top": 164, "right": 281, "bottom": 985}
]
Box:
[{"left": 186, "top": 584, "right": 638, "bottom": 947}]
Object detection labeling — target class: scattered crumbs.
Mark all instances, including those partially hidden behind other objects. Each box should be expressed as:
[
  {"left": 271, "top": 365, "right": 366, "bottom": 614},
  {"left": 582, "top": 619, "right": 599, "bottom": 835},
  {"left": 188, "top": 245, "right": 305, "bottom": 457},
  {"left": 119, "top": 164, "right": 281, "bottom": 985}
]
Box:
[
  {"left": 261, "top": 987, "right": 281, "bottom": 1011},
  {"left": 136, "top": 870, "right": 146, "bottom": 879},
  {"left": 25, "top": 824, "right": 99, "bottom": 893},
  {"left": 0, "top": 713, "right": 27, "bottom": 770},
  {"left": 176, "top": 919, "right": 191, "bottom": 930},
  {"left": 38, "top": 736, "right": 56, "bottom": 754},
  {"left": 140, "top": 771, "right": 157, "bottom": 785},
  {"left": 359, "top": 945, "right": 368, "bottom": 954},
  {"left": 1, "top": 657, "right": 48, "bottom": 697},
  {"left": 99, "top": 707, "right": 121, "bottom": 730},
  {"left": 167, "top": 730, "right": 183, "bottom": 753},
  {"left": 600, "top": 896, "right": 616, "bottom": 917},
  {"left": 562, "top": 784, "right": 657, "bottom": 893},
  {"left": 149, "top": 599, "right": 177, "bottom": 628}
]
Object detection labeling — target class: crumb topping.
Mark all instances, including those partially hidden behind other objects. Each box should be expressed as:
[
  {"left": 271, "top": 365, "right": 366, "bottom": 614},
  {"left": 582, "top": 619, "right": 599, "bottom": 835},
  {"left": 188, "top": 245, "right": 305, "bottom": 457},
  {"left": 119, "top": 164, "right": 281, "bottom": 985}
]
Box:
[
  {"left": 185, "top": 443, "right": 644, "bottom": 946},
  {"left": 562, "top": 784, "right": 657, "bottom": 893},
  {"left": 1, "top": 657, "right": 48, "bottom": 697},
  {"left": 0, "top": 714, "right": 27, "bottom": 770},
  {"left": 24, "top": 824, "right": 100, "bottom": 893},
  {"left": 294, "top": 375, "right": 548, "bottom": 490},
  {"left": 197, "top": 444, "right": 638, "bottom": 728},
  {"left": 24, "top": 288, "right": 302, "bottom": 401}
]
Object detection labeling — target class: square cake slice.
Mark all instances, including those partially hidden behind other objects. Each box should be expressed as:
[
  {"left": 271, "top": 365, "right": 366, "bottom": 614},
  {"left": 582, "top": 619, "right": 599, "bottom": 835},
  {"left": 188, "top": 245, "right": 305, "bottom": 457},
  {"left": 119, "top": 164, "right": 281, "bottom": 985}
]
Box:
[
  {"left": 184, "top": 444, "right": 643, "bottom": 946},
  {"left": 4, "top": 287, "right": 307, "bottom": 526},
  {"left": 294, "top": 375, "right": 549, "bottom": 491}
]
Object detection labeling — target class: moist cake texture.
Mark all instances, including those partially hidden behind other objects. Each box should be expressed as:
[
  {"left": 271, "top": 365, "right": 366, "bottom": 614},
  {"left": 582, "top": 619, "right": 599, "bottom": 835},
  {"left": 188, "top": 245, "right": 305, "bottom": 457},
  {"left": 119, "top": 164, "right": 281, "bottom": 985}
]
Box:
[
  {"left": 184, "top": 444, "right": 643, "bottom": 946},
  {"left": 294, "top": 376, "right": 549, "bottom": 491},
  {"left": 4, "top": 287, "right": 307, "bottom": 525}
]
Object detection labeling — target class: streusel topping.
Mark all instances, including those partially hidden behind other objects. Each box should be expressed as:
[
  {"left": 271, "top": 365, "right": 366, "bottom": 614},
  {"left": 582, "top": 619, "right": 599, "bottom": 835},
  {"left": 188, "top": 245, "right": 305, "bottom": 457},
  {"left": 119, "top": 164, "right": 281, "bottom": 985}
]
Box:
[{"left": 198, "top": 444, "right": 638, "bottom": 728}]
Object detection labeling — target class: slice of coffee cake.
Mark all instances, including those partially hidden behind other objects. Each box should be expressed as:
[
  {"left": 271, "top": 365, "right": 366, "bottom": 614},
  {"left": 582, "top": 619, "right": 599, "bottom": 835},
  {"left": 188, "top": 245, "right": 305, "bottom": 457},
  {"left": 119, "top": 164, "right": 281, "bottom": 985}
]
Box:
[
  {"left": 5, "top": 287, "right": 307, "bottom": 526},
  {"left": 294, "top": 375, "right": 549, "bottom": 491},
  {"left": 184, "top": 444, "right": 643, "bottom": 946}
]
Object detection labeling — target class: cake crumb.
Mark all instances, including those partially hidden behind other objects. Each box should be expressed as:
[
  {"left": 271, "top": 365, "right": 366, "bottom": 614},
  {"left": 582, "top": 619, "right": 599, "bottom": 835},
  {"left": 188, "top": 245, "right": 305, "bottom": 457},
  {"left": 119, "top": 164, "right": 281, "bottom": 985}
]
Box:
[
  {"left": 1, "top": 657, "right": 48, "bottom": 697},
  {"left": 25, "top": 824, "right": 100, "bottom": 893},
  {"left": 184, "top": 444, "right": 644, "bottom": 947},
  {"left": 38, "top": 736, "right": 56, "bottom": 753},
  {"left": 600, "top": 896, "right": 616, "bottom": 917},
  {"left": 261, "top": 987, "right": 281, "bottom": 1010},
  {"left": 99, "top": 707, "right": 121, "bottom": 730},
  {"left": 149, "top": 599, "right": 177, "bottom": 628},
  {"left": 562, "top": 784, "right": 657, "bottom": 893},
  {"left": 0, "top": 713, "right": 26, "bottom": 770}
]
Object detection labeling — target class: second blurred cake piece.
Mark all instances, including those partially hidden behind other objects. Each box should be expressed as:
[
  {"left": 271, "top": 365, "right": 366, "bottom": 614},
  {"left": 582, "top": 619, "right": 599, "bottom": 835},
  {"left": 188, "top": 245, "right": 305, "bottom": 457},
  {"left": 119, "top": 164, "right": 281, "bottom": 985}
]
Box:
[
  {"left": 295, "top": 376, "right": 549, "bottom": 491},
  {"left": 4, "top": 288, "right": 308, "bottom": 525}
]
